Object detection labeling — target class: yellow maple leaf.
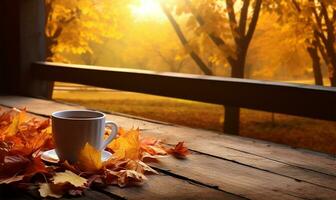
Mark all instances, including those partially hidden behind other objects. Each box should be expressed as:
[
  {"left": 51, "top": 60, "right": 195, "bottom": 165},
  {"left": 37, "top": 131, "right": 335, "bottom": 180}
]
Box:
[
  {"left": 77, "top": 143, "right": 102, "bottom": 172},
  {"left": 53, "top": 170, "right": 87, "bottom": 187},
  {"left": 108, "top": 128, "right": 140, "bottom": 160}
]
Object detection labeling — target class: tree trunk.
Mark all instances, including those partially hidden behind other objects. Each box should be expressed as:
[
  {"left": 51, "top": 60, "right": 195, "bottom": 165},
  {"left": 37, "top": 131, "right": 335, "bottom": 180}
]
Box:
[
  {"left": 323, "top": 42, "right": 336, "bottom": 87},
  {"left": 224, "top": 54, "right": 246, "bottom": 135},
  {"left": 325, "top": 49, "right": 336, "bottom": 87},
  {"left": 330, "top": 70, "right": 336, "bottom": 87},
  {"left": 307, "top": 44, "right": 323, "bottom": 86},
  {"left": 328, "top": 52, "right": 336, "bottom": 87}
]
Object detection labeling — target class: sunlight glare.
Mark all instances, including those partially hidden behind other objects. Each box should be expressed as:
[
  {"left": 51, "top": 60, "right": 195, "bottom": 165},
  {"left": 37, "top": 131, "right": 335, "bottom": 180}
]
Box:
[{"left": 130, "top": 0, "right": 166, "bottom": 21}]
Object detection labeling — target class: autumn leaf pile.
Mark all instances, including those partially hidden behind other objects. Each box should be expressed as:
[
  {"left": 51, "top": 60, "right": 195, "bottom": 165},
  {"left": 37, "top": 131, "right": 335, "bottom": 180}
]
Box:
[{"left": 0, "top": 108, "right": 189, "bottom": 198}]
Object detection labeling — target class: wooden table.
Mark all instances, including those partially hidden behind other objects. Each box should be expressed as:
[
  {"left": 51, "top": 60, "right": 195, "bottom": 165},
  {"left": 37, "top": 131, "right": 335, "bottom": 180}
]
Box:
[{"left": 0, "top": 96, "right": 335, "bottom": 200}]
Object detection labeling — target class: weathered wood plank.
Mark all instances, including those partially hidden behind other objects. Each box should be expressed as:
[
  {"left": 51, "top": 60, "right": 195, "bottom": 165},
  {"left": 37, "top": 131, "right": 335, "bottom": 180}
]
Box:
[
  {"left": 32, "top": 61, "right": 336, "bottom": 121},
  {"left": 7, "top": 108, "right": 335, "bottom": 200},
  {"left": 1, "top": 96, "right": 335, "bottom": 183},
  {"left": 103, "top": 174, "right": 241, "bottom": 200},
  {"left": 0, "top": 105, "right": 242, "bottom": 200},
  {"left": 148, "top": 153, "right": 336, "bottom": 200},
  {"left": 1, "top": 97, "right": 336, "bottom": 199},
  {"left": 139, "top": 127, "right": 336, "bottom": 182}
]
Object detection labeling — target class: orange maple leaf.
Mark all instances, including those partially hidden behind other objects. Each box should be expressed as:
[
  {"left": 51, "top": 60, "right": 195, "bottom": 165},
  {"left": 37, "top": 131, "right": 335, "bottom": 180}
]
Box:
[{"left": 108, "top": 128, "right": 140, "bottom": 160}]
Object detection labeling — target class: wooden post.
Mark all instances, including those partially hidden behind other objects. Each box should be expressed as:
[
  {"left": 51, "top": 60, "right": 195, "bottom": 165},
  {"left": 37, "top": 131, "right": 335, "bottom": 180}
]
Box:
[
  {"left": 0, "top": 0, "right": 53, "bottom": 98},
  {"left": 0, "top": 0, "right": 21, "bottom": 95}
]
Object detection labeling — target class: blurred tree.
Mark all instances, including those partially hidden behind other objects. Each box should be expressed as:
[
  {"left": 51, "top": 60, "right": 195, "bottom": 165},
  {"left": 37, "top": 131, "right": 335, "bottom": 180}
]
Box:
[
  {"left": 309, "top": 1, "right": 336, "bottom": 86},
  {"left": 45, "top": 0, "right": 121, "bottom": 62},
  {"left": 167, "top": 0, "right": 262, "bottom": 134},
  {"left": 264, "top": 0, "right": 323, "bottom": 85},
  {"left": 265, "top": 0, "right": 336, "bottom": 86},
  {"left": 246, "top": 12, "right": 310, "bottom": 81},
  {"left": 160, "top": 3, "right": 213, "bottom": 75}
]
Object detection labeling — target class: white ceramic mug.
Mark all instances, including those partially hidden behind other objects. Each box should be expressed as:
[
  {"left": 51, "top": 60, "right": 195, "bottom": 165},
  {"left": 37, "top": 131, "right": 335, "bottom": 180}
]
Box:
[{"left": 51, "top": 110, "right": 118, "bottom": 163}]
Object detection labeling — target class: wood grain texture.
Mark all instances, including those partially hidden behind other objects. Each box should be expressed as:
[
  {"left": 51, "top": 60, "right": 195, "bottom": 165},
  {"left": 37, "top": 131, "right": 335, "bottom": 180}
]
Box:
[
  {"left": 0, "top": 99, "right": 242, "bottom": 200},
  {"left": 103, "top": 174, "right": 240, "bottom": 200},
  {"left": 148, "top": 153, "right": 336, "bottom": 200},
  {"left": 1, "top": 96, "right": 334, "bottom": 177},
  {"left": 1, "top": 96, "right": 336, "bottom": 199}
]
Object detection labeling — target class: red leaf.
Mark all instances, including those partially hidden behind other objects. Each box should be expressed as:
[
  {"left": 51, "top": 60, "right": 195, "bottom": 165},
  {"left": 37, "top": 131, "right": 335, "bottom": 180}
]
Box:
[{"left": 166, "top": 142, "right": 189, "bottom": 158}]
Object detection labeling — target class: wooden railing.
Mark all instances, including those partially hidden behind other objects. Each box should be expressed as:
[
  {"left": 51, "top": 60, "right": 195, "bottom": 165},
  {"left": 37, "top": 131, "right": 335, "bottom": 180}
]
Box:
[{"left": 32, "top": 62, "right": 336, "bottom": 127}]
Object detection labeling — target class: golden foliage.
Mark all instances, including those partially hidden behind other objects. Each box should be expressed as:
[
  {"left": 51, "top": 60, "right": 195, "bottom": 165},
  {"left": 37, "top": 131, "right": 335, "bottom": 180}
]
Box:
[{"left": 45, "top": 0, "right": 121, "bottom": 62}]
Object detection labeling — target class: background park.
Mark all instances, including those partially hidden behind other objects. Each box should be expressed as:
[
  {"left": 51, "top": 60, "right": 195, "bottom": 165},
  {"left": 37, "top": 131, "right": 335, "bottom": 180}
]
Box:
[{"left": 47, "top": 0, "right": 336, "bottom": 154}]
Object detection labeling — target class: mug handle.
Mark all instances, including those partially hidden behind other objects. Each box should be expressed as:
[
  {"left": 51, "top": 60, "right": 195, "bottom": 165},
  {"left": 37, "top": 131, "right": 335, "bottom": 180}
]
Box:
[{"left": 101, "top": 121, "right": 118, "bottom": 150}]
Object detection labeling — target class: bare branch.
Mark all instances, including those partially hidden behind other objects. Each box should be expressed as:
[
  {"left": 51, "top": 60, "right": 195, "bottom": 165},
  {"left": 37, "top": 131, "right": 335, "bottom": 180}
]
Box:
[
  {"left": 316, "top": 31, "right": 328, "bottom": 47},
  {"left": 239, "top": 0, "right": 250, "bottom": 37},
  {"left": 310, "top": 5, "right": 328, "bottom": 45},
  {"left": 184, "top": 0, "right": 235, "bottom": 65},
  {"left": 291, "top": 0, "right": 301, "bottom": 12},
  {"left": 160, "top": 2, "right": 213, "bottom": 75},
  {"left": 315, "top": 32, "right": 330, "bottom": 65},
  {"left": 226, "top": 0, "right": 239, "bottom": 44},
  {"left": 320, "top": 2, "right": 335, "bottom": 44},
  {"left": 161, "top": 4, "right": 187, "bottom": 45},
  {"left": 245, "top": 0, "right": 262, "bottom": 46}
]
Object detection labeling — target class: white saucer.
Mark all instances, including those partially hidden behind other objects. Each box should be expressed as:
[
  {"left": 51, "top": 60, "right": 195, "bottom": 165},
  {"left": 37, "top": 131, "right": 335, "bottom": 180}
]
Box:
[{"left": 41, "top": 149, "right": 112, "bottom": 164}]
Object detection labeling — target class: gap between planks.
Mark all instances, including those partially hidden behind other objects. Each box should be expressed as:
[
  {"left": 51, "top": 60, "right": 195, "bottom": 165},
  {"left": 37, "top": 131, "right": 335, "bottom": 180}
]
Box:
[
  {"left": 0, "top": 96, "right": 335, "bottom": 187},
  {"left": 0, "top": 109, "right": 335, "bottom": 199},
  {"left": 1, "top": 96, "right": 336, "bottom": 199}
]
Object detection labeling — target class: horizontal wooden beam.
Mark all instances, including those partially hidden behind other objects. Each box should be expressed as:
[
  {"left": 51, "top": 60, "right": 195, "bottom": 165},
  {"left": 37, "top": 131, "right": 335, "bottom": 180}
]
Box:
[{"left": 32, "top": 62, "right": 336, "bottom": 121}]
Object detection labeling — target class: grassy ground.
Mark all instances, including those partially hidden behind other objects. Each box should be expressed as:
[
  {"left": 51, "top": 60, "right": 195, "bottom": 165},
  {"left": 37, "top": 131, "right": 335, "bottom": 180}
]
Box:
[{"left": 53, "top": 89, "right": 336, "bottom": 155}]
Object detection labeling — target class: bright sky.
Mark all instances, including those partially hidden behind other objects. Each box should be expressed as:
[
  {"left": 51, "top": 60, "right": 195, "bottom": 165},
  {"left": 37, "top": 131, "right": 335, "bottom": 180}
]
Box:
[
  {"left": 130, "top": 0, "right": 166, "bottom": 21},
  {"left": 130, "top": 0, "right": 244, "bottom": 22}
]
